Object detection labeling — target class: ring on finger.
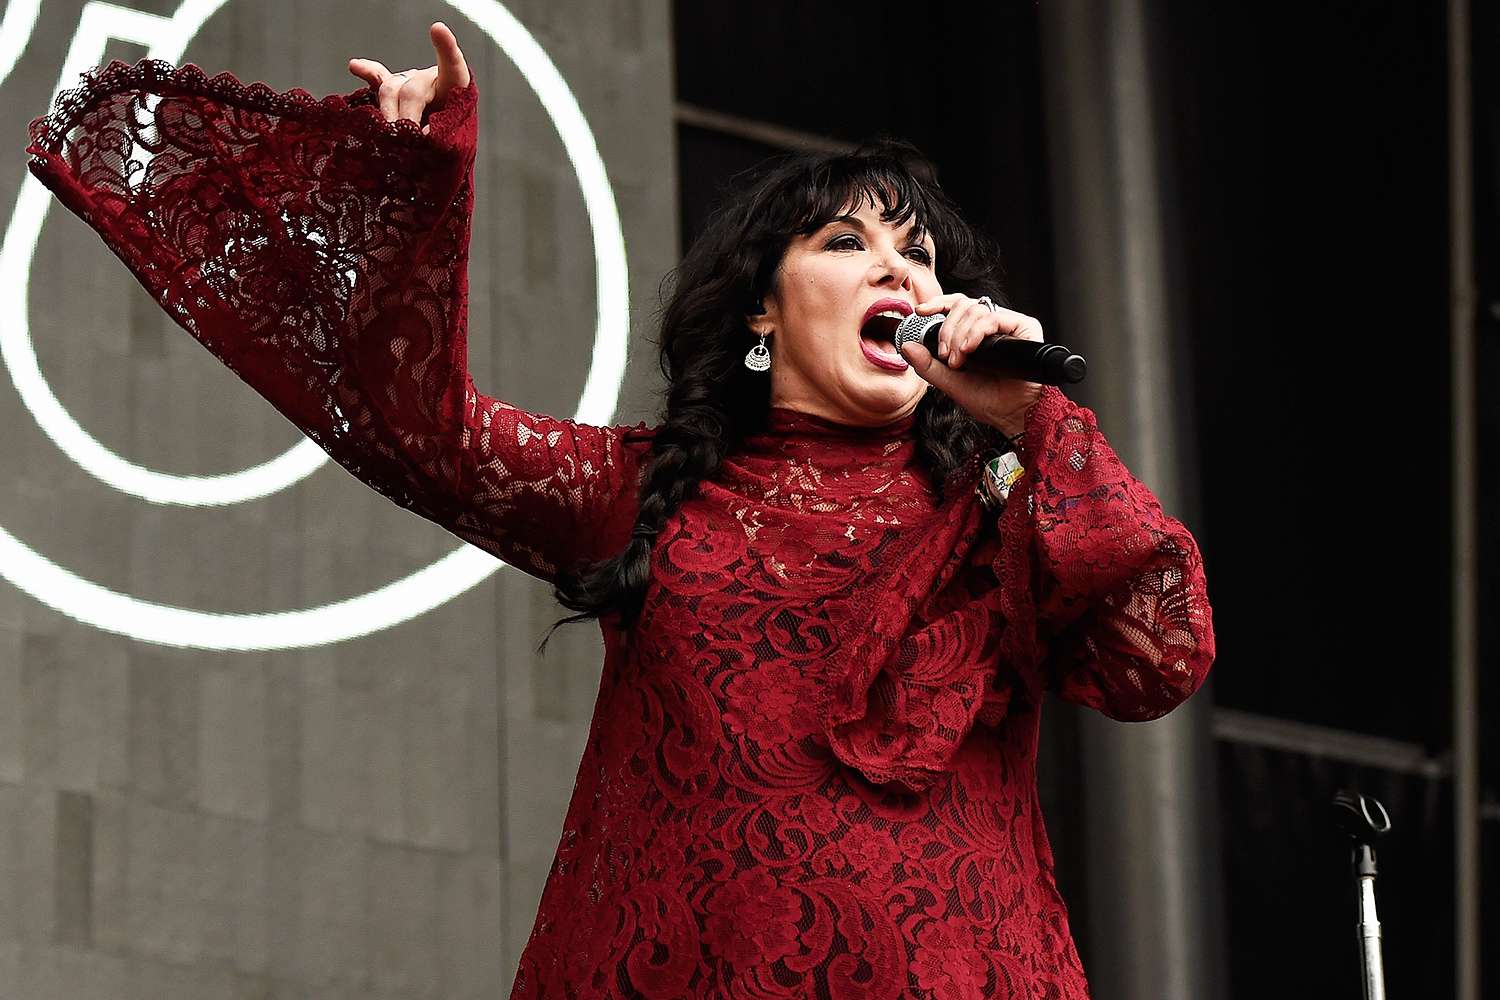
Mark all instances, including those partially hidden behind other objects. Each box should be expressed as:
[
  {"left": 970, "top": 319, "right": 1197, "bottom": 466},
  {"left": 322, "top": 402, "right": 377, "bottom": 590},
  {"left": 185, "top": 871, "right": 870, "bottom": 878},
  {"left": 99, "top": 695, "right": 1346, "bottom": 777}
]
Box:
[{"left": 975, "top": 295, "right": 999, "bottom": 313}]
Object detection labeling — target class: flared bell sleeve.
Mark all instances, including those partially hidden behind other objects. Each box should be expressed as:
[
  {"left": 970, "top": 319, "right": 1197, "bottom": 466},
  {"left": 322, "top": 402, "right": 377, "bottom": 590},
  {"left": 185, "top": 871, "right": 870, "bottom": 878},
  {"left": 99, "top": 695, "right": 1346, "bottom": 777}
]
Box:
[
  {"left": 803, "top": 383, "right": 1215, "bottom": 789},
  {"left": 994, "top": 386, "right": 1217, "bottom": 722},
  {"left": 25, "top": 59, "right": 650, "bottom": 584}
]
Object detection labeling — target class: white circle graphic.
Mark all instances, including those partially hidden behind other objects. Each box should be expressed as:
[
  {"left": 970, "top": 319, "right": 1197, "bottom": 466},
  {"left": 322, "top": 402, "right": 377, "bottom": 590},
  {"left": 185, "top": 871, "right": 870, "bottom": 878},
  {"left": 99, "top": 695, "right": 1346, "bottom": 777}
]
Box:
[{"left": 0, "top": 0, "right": 630, "bottom": 649}]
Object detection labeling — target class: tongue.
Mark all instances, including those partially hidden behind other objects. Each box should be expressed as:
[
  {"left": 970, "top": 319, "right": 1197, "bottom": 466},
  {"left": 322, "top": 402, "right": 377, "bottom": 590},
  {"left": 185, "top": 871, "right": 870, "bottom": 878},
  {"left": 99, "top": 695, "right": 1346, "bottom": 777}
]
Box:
[{"left": 860, "top": 332, "right": 905, "bottom": 365}]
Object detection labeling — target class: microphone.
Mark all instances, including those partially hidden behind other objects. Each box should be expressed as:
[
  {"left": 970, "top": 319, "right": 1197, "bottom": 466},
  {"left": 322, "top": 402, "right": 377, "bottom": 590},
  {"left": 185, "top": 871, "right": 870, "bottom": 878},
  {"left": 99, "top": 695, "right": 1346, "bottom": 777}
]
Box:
[{"left": 893, "top": 313, "right": 1087, "bottom": 385}]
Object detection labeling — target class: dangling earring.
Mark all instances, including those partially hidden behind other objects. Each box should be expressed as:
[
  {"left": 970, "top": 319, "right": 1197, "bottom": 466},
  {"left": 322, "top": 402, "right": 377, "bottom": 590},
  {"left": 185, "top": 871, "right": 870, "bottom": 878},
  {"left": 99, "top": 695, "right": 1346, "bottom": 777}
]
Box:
[{"left": 744, "top": 332, "right": 771, "bottom": 372}]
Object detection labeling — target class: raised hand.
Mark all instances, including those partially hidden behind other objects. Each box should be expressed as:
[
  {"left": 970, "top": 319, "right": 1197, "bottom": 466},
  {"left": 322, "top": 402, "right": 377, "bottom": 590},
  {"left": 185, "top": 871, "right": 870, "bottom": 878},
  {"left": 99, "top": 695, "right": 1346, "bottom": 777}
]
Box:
[
  {"left": 896, "top": 294, "right": 1046, "bottom": 438},
  {"left": 347, "top": 21, "right": 471, "bottom": 133}
]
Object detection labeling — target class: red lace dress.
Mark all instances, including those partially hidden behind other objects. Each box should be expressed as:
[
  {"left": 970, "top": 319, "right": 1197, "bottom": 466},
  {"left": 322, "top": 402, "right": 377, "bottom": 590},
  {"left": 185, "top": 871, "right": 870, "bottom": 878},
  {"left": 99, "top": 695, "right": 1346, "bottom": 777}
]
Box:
[{"left": 28, "top": 61, "right": 1216, "bottom": 999}]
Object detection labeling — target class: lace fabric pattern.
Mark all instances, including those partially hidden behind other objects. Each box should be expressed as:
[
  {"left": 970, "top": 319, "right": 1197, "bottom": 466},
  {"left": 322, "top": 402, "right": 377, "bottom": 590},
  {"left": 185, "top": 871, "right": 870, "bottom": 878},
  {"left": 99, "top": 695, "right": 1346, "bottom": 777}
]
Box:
[
  {"left": 29, "top": 60, "right": 1215, "bottom": 999},
  {"left": 27, "top": 58, "right": 650, "bottom": 582}
]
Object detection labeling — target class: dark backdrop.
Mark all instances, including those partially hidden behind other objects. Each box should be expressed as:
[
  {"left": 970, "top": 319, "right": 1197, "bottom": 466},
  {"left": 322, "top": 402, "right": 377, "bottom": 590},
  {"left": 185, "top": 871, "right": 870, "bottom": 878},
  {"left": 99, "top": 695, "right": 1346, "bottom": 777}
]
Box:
[{"left": 674, "top": 1, "right": 1485, "bottom": 995}]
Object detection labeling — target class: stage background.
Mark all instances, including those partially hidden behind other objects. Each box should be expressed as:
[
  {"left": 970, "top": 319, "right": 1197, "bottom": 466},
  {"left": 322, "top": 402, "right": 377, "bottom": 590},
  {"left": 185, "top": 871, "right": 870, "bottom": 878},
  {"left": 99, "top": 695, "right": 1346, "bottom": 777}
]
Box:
[
  {"left": 0, "top": 1, "right": 676, "bottom": 996},
  {"left": 674, "top": 1, "right": 1478, "bottom": 997}
]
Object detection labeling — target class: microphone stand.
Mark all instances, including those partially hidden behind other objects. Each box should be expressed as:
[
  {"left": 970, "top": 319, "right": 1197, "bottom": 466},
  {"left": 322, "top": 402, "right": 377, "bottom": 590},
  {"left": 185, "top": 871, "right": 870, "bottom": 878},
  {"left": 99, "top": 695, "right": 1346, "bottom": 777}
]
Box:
[{"left": 1331, "top": 790, "right": 1392, "bottom": 1000}]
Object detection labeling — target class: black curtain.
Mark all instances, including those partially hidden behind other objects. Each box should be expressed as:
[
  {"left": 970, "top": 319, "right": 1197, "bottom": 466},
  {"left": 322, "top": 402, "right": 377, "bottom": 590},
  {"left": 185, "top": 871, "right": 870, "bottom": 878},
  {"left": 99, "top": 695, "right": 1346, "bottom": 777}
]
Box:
[{"left": 674, "top": 2, "right": 1479, "bottom": 994}]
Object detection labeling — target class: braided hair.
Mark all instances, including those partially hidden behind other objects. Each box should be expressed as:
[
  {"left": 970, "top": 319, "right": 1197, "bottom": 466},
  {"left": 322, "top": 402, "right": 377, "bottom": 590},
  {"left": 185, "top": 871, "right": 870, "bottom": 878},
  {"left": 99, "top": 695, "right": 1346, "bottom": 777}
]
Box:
[{"left": 540, "top": 137, "right": 1009, "bottom": 651}]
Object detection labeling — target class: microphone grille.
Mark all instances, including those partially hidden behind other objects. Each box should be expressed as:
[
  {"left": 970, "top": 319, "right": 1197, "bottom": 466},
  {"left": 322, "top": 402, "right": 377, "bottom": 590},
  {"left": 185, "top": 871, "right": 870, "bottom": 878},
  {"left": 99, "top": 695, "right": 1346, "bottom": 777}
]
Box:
[{"left": 893, "top": 312, "right": 941, "bottom": 348}]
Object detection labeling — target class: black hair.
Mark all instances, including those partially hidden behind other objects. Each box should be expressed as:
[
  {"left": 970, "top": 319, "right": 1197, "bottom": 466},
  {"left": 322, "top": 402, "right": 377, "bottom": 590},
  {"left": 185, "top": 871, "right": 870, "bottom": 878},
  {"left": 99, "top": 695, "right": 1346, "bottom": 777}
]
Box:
[{"left": 540, "top": 136, "right": 1009, "bottom": 649}]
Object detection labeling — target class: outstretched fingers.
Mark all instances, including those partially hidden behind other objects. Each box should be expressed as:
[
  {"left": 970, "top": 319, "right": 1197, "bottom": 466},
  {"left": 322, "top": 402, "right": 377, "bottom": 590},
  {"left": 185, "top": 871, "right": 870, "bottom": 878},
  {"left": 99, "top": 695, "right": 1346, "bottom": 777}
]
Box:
[
  {"left": 430, "top": 21, "right": 471, "bottom": 91},
  {"left": 347, "top": 57, "right": 391, "bottom": 85},
  {"left": 347, "top": 24, "right": 469, "bottom": 131}
]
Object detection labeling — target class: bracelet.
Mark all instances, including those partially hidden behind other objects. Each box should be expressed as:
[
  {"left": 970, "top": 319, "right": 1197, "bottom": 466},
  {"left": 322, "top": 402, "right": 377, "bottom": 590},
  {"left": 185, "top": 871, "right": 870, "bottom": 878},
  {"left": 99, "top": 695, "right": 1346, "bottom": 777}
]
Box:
[{"left": 977, "top": 449, "right": 1025, "bottom": 511}]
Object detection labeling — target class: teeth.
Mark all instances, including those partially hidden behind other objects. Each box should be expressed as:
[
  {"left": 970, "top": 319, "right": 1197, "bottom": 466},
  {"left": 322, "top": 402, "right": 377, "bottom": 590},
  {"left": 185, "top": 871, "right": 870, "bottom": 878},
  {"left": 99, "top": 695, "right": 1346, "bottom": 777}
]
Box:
[{"left": 860, "top": 308, "right": 909, "bottom": 347}]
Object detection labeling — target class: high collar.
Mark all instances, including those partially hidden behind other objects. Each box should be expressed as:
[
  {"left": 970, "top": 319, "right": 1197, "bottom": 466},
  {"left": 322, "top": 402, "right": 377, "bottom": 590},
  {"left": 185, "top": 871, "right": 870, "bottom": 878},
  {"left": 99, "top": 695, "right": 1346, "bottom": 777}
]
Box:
[
  {"left": 713, "top": 403, "right": 935, "bottom": 527},
  {"left": 738, "top": 404, "right": 924, "bottom": 485},
  {"left": 757, "top": 405, "right": 918, "bottom": 442}
]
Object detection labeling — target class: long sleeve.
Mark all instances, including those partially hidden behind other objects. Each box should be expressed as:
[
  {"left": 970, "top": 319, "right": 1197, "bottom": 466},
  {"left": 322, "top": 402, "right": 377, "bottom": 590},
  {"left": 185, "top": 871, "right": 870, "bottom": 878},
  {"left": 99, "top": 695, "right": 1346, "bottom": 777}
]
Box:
[
  {"left": 26, "top": 59, "right": 650, "bottom": 583},
  {"left": 1010, "top": 386, "right": 1215, "bottom": 721}
]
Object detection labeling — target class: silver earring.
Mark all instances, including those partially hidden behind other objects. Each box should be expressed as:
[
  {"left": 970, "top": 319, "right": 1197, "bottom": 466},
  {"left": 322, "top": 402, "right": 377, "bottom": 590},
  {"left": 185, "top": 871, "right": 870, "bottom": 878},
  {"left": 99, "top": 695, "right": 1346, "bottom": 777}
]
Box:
[{"left": 744, "top": 332, "right": 770, "bottom": 372}]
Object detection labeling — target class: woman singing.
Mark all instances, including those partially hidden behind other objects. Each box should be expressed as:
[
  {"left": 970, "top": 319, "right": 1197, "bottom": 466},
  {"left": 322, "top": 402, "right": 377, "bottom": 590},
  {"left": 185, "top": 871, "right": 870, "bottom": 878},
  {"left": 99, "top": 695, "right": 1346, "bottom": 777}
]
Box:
[{"left": 27, "top": 22, "right": 1214, "bottom": 999}]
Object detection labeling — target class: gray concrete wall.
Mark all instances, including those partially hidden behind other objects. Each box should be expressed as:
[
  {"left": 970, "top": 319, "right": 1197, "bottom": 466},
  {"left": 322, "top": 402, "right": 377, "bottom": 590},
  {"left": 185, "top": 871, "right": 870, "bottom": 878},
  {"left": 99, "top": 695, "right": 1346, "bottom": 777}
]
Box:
[{"left": 0, "top": 2, "right": 676, "bottom": 996}]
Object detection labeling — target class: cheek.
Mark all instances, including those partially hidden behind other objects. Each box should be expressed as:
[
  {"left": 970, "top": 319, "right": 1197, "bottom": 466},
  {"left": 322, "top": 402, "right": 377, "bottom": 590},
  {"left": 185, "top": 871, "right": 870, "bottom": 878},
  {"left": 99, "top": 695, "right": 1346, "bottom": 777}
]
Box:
[{"left": 785, "top": 277, "right": 846, "bottom": 350}]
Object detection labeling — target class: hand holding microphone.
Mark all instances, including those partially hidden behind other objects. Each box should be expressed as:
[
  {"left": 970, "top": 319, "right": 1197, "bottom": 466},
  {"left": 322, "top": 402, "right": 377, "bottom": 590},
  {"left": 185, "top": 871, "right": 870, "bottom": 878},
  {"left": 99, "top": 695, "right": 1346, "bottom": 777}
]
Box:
[
  {"left": 895, "top": 293, "right": 1084, "bottom": 438},
  {"left": 895, "top": 310, "right": 1086, "bottom": 385}
]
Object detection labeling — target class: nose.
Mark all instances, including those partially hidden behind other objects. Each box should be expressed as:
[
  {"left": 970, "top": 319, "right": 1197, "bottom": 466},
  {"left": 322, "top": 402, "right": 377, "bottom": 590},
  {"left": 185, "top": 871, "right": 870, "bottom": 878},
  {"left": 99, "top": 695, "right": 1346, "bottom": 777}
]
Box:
[{"left": 873, "top": 248, "right": 914, "bottom": 290}]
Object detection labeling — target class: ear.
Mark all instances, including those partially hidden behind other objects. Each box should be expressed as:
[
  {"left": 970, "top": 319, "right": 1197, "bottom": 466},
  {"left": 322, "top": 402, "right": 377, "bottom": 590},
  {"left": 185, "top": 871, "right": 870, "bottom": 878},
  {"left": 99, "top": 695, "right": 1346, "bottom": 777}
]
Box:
[{"left": 745, "top": 292, "right": 778, "bottom": 336}]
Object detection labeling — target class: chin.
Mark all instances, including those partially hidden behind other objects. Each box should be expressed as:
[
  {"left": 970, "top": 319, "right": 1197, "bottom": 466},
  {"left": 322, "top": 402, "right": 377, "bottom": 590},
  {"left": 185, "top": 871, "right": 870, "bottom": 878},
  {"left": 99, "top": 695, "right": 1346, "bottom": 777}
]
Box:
[
  {"left": 850, "top": 375, "right": 923, "bottom": 420},
  {"left": 876, "top": 368, "right": 924, "bottom": 401}
]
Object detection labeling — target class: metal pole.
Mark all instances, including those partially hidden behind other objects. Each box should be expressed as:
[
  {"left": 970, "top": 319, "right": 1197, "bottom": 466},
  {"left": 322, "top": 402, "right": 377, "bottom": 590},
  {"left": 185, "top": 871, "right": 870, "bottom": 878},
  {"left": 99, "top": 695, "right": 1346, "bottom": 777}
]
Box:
[
  {"left": 1036, "top": 3, "right": 1225, "bottom": 998},
  {"left": 1357, "top": 869, "right": 1388, "bottom": 1000},
  {"left": 1447, "top": 0, "right": 1479, "bottom": 997}
]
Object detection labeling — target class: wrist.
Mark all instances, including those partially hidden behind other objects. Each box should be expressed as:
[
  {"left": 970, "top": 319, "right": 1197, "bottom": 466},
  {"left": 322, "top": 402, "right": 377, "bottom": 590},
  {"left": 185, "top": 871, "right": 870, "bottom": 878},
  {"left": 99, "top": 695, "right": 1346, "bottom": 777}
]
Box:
[
  {"left": 994, "top": 418, "right": 1025, "bottom": 442},
  {"left": 989, "top": 387, "right": 1043, "bottom": 441},
  {"left": 997, "top": 384, "right": 1051, "bottom": 443},
  {"left": 991, "top": 411, "right": 1027, "bottom": 444}
]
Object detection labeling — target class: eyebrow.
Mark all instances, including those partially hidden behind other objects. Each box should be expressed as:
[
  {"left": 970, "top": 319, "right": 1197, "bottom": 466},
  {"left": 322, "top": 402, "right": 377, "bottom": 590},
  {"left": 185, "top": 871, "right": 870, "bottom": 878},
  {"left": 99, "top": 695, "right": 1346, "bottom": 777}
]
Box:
[{"left": 823, "top": 214, "right": 933, "bottom": 247}]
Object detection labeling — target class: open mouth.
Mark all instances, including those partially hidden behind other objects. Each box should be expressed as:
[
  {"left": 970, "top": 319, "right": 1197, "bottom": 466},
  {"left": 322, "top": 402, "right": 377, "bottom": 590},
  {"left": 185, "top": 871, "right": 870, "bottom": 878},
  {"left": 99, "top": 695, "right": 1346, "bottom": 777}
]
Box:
[{"left": 859, "top": 307, "right": 910, "bottom": 370}]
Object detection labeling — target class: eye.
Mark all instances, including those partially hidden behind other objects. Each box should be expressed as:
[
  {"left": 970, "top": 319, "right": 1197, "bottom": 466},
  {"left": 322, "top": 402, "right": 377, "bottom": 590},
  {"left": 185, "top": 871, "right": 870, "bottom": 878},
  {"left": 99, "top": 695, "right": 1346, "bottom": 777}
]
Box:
[
  {"left": 906, "top": 246, "right": 934, "bottom": 265},
  {"left": 826, "top": 233, "right": 863, "bottom": 251}
]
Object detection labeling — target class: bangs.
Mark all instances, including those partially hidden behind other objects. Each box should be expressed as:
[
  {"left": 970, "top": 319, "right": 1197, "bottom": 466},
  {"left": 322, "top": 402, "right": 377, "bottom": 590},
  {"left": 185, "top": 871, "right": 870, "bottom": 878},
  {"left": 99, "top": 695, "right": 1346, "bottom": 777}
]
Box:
[
  {"left": 738, "top": 138, "right": 974, "bottom": 306},
  {"left": 784, "top": 156, "right": 934, "bottom": 245}
]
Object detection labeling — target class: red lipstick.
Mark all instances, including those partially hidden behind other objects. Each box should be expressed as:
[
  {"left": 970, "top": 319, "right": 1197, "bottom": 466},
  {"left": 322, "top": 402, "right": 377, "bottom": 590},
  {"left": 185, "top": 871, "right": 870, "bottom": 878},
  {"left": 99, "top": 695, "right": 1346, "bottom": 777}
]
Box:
[{"left": 858, "top": 298, "right": 915, "bottom": 371}]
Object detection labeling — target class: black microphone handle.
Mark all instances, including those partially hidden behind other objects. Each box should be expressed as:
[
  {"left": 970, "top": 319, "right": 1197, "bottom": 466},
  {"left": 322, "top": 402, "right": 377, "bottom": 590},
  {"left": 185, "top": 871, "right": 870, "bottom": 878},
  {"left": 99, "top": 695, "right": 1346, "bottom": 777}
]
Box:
[{"left": 919, "top": 324, "right": 1087, "bottom": 385}]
